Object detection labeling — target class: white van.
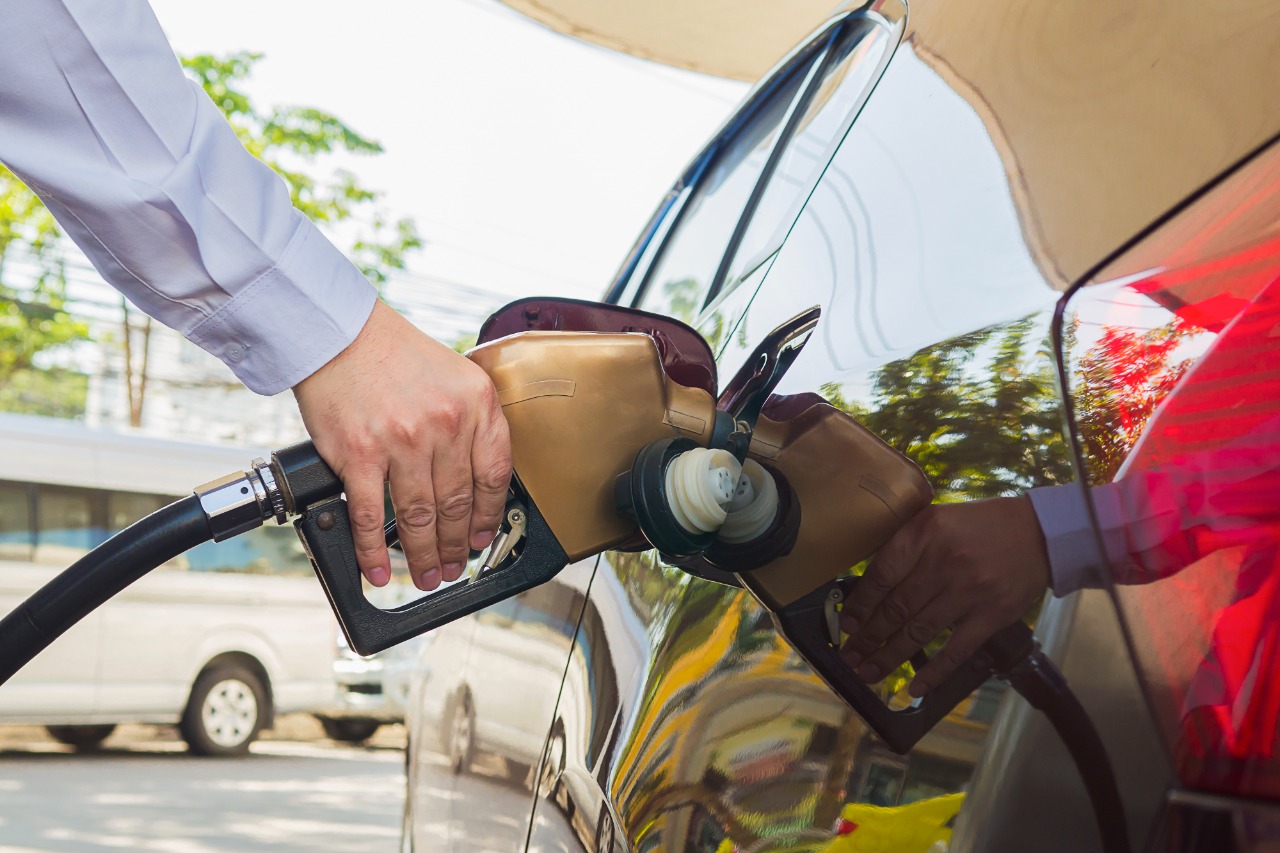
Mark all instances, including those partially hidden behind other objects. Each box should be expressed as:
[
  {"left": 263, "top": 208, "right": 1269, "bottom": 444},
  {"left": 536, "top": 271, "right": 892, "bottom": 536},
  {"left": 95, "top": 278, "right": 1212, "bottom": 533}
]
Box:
[{"left": 0, "top": 412, "right": 339, "bottom": 755}]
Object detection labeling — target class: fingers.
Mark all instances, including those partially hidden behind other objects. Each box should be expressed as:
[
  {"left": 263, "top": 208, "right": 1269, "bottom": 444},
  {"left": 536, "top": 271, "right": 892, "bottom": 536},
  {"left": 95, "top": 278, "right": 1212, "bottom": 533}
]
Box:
[
  {"left": 840, "top": 510, "right": 930, "bottom": 635},
  {"left": 841, "top": 594, "right": 956, "bottom": 685},
  {"left": 343, "top": 460, "right": 392, "bottom": 587},
  {"left": 841, "top": 568, "right": 940, "bottom": 670},
  {"left": 390, "top": 467, "right": 442, "bottom": 592},
  {"left": 908, "top": 617, "right": 998, "bottom": 698},
  {"left": 292, "top": 303, "right": 516, "bottom": 592},
  {"left": 835, "top": 498, "right": 1054, "bottom": 700},
  {"left": 468, "top": 387, "right": 511, "bottom": 553},
  {"left": 430, "top": 428, "right": 475, "bottom": 583}
]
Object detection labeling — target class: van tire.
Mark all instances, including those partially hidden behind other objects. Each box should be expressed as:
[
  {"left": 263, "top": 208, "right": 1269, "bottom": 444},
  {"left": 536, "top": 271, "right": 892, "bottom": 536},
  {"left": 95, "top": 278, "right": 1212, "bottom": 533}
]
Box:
[
  {"left": 447, "top": 692, "right": 475, "bottom": 775},
  {"left": 45, "top": 724, "right": 116, "bottom": 750},
  {"left": 181, "top": 661, "right": 268, "bottom": 756},
  {"left": 319, "top": 717, "right": 381, "bottom": 743}
]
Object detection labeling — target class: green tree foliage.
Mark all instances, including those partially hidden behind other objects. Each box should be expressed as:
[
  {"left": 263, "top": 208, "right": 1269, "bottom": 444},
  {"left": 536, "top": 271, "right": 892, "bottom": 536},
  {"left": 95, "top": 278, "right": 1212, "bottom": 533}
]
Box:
[
  {"left": 0, "top": 51, "right": 423, "bottom": 421},
  {"left": 817, "top": 316, "right": 1073, "bottom": 693},
  {"left": 0, "top": 367, "right": 88, "bottom": 418},
  {"left": 826, "top": 316, "right": 1074, "bottom": 501},
  {"left": 180, "top": 52, "right": 421, "bottom": 286},
  {"left": 0, "top": 168, "right": 90, "bottom": 407}
]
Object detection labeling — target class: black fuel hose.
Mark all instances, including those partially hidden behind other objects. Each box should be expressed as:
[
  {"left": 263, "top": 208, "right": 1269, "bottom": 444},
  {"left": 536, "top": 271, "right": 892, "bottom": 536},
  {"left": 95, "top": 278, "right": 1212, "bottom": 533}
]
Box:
[
  {"left": 1009, "top": 652, "right": 1132, "bottom": 853},
  {"left": 0, "top": 495, "right": 212, "bottom": 686}
]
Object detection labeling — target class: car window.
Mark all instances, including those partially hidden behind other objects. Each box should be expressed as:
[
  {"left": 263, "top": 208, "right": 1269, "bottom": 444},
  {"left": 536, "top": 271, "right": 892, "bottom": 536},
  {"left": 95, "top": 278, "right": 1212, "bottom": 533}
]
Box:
[
  {"left": 634, "top": 51, "right": 822, "bottom": 324},
  {"left": 631, "top": 16, "right": 900, "bottom": 328},
  {"left": 708, "top": 17, "right": 895, "bottom": 311},
  {"left": 713, "top": 45, "right": 1055, "bottom": 386}
]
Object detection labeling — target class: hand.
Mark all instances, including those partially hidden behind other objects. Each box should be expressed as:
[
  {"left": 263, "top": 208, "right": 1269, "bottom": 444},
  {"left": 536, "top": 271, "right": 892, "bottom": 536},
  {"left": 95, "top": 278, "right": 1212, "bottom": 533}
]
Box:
[
  {"left": 839, "top": 496, "right": 1050, "bottom": 698},
  {"left": 293, "top": 300, "right": 511, "bottom": 591}
]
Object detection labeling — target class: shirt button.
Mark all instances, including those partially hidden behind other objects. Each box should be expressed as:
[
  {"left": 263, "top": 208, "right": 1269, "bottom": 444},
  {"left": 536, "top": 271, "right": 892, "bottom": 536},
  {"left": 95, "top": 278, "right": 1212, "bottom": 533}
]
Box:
[{"left": 226, "top": 343, "right": 245, "bottom": 364}]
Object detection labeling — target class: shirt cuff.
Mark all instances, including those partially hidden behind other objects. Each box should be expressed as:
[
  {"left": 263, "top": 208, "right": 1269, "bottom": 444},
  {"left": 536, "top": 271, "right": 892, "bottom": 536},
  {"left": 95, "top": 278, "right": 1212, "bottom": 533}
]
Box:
[
  {"left": 184, "top": 218, "right": 377, "bottom": 395},
  {"left": 1026, "top": 482, "right": 1111, "bottom": 596}
]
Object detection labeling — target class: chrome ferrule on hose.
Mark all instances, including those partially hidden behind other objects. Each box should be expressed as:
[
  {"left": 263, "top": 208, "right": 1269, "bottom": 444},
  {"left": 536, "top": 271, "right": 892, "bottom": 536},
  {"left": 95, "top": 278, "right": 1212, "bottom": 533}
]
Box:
[{"left": 194, "top": 457, "right": 288, "bottom": 542}]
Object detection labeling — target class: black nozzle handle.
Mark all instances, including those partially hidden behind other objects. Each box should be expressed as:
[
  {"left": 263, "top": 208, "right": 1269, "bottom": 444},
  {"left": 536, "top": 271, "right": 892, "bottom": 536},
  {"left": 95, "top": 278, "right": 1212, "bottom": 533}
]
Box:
[
  {"left": 772, "top": 579, "right": 1033, "bottom": 754},
  {"left": 295, "top": 493, "right": 569, "bottom": 656},
  {"left": 271, "top": 441, "right": 344, "bottom": 513}
]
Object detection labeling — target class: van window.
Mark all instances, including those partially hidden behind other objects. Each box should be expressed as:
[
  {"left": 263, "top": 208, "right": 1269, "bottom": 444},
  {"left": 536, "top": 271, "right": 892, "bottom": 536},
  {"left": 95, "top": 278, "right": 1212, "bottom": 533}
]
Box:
[
  {"left": 0, "top": 482, "right": 33, "bottom": 562},
  {"left": 33, "top": 485, "right": 101, "bottom": 564},
  {"left": 4, "top": 480, "right": 313, "bottom": 577},
  {"left": 107, "top": 492, "right": 167, "bottom": 533},
  {"left": 183, "top": 525, "right": 312, "bottom": 576}
]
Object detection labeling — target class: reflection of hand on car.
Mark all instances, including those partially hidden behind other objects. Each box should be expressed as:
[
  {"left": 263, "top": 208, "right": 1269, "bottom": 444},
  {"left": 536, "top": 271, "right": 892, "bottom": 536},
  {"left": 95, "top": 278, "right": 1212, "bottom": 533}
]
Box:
[
  {"left": 839, "top": 412, "right": 1280, "bottom": 700},
  {"left": 838, "top": 496, "right": 1051, "bottom": 698}
]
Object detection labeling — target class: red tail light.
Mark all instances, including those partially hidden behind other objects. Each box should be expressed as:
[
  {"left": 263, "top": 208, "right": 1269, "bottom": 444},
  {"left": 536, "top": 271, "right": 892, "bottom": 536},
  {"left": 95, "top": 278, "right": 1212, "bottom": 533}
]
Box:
[{"left": 1065, "top": 141, "right": 1280, "bottom": 800}]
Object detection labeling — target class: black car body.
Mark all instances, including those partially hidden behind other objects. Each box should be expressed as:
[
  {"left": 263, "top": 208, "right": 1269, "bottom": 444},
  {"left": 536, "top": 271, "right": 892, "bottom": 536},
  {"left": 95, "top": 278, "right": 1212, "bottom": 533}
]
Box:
[{"left": 404, "top": 1, "right": 1280, "bottom": 850}]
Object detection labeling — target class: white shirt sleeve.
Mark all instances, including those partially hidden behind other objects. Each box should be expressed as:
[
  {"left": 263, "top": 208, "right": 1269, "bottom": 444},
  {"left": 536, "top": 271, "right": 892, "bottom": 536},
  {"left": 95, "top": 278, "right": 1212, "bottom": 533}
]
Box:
[
  {"left": 1026, "top": 482, "right": 1109, "bottom": 596},
  {"left": 0, "top": 0, "right": 377, "bottom": 395}
]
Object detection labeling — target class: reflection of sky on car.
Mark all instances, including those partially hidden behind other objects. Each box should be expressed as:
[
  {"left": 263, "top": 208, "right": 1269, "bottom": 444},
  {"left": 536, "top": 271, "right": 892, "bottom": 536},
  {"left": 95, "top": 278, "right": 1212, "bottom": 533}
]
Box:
[{"left": 711, "top": 44, "right": 1058, "bottom": 400}]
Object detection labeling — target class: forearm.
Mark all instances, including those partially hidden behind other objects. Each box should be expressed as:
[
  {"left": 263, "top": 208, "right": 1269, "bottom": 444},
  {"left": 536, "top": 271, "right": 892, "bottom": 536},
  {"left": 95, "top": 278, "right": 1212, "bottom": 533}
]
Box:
[{"left": 0, "top": 0, "right": 375, "bottom": 393}]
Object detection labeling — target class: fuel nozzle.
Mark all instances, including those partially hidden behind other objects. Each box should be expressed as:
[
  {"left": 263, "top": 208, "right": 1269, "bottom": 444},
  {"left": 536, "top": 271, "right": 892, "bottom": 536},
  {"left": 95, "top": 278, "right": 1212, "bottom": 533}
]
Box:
[{"left": 615, "top": 307, "right": 822, "bottom": 565}]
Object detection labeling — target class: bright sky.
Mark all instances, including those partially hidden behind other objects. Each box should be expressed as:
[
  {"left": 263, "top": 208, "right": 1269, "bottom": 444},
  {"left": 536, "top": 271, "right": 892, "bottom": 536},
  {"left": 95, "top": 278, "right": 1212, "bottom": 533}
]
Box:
[{"left": 149, "top": 0, "right": 748, "bottom": 341}]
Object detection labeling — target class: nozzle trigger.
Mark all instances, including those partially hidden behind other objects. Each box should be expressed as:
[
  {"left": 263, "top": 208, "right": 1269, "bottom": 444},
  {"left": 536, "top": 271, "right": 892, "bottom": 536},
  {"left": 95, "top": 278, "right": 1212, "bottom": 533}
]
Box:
[
  {"left": 479, "top": 505, "right": 528, "bottom": 576},
  {"left": 296, "top": 481, "right": 568, "bottom": 657},
  {"left": 824, "top": 586, "right": 844, "bottom": 648}
]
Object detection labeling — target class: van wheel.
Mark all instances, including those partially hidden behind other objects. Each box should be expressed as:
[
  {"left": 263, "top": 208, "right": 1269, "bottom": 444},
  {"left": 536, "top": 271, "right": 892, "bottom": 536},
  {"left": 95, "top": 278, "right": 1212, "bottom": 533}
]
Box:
[
  {"left": 45, "top": 724, "right": 116, "bottom": 750},
  {"left": 181, "top": 662, "right": 267, "bottom": 756},
  {"left": 539, "top": 721, "right": 567, "bottom": 801},
  {"left": 400, "top": 790, "right": 416, "bottom": 853},
  {"left": 319, "top": 717, "right": 381, "bottom": 743},
  {"left": 447, "top": 693, "right": 475, "bottom": 775}
]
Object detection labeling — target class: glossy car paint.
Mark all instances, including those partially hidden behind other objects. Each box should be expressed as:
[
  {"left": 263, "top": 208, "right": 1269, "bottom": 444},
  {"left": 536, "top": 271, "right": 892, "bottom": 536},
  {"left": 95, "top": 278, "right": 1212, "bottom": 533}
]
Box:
[{"left": 404, "top": 0, "right": 1280, "bottom": 850}]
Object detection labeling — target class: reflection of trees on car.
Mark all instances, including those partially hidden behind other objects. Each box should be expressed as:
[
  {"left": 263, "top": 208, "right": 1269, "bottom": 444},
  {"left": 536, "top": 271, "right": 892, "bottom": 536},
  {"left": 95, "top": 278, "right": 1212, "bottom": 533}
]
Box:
[
  {"left": 823, "top": 316, "right": 1074, "bottom": 500},
  {"left": 809, "top": 316, "right": 1072, "bottom": 693},
  {"left": 609, "top": 575, "right": 867, "bottom": 850},
  {"left": 596, "top": 314, "right": 1062, "bottom": 848},
  {"left": 1068, "top": 315, "right": 1197, "bottom": 484}
]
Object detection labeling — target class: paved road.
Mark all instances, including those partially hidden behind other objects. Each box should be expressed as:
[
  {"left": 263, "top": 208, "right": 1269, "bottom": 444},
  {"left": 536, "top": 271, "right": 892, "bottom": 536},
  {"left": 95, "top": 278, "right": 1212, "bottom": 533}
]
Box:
[{"left": 0, "top": 724, "right": 406, "bottom": 853}]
